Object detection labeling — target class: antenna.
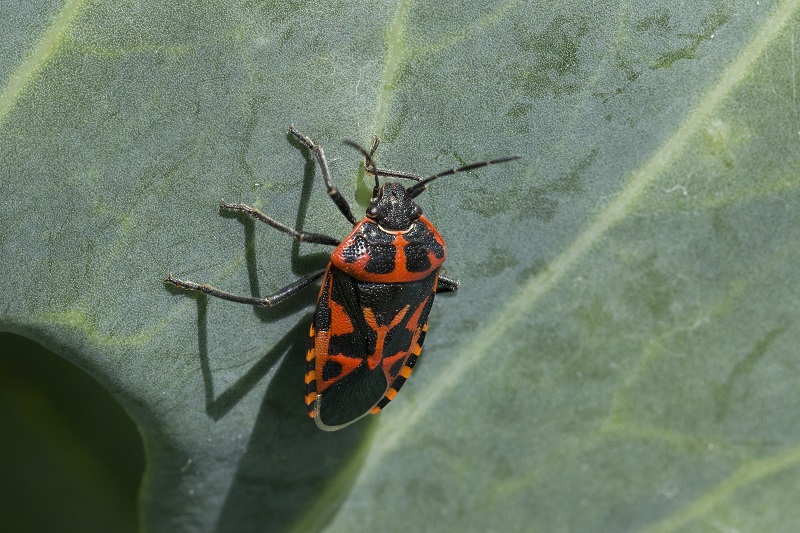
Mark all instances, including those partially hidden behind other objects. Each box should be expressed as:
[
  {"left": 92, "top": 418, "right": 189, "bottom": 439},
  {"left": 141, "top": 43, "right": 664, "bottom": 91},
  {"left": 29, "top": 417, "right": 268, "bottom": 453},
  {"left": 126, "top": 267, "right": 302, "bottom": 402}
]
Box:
[
  {"left": 407, "top": 155, "right": 522, "bottom": 198},
  {"left": 344, "top": 139, "right": 521, "bottom": 197}
]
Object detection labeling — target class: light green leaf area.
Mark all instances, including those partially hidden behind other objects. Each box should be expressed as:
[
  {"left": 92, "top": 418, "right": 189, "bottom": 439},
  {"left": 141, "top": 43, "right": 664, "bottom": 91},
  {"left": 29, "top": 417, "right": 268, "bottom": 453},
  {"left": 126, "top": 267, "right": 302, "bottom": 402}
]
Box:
[{"left": 2, "top": 0, "right": 799, "bottom": 531}]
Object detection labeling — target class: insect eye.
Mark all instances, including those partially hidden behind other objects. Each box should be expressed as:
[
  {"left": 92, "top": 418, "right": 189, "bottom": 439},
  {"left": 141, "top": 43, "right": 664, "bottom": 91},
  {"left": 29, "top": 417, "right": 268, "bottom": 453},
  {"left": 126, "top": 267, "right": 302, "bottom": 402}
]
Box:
[
  {"left": 366, "top": 205, "right": 380, "bottom": 219},
  {"left": 410, "top": 204, "right": 422, "bottom": 219}
]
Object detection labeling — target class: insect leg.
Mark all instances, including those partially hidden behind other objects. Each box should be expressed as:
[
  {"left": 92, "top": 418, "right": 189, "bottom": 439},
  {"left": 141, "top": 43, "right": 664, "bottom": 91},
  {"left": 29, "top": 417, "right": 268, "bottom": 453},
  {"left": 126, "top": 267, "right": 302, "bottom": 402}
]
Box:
[
  {"left": 289, "top": 125, "right": 358, "bottom": 225},
  {"left": 436, "top": 274, "right": 460, "bottom": 293},
  {"left": 220, "top": 201, "right": 340, "bottom": 246},
  {"left": 165, "top": 269, "right": 326, "bottom": 307}
]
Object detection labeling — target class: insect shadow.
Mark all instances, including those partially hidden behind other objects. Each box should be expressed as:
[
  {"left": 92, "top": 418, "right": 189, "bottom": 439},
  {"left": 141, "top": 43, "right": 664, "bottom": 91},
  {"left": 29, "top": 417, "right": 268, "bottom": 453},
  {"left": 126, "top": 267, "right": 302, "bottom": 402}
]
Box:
[{"left": 167, "top": 131, "right": 370, "bottom": 530}]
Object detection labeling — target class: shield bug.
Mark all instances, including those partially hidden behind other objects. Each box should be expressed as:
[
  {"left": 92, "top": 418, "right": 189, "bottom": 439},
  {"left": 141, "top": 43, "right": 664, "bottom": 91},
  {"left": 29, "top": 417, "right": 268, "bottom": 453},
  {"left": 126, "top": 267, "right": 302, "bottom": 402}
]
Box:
[{"left": 166, "top": 126, "right": 520, "bottom": 431}]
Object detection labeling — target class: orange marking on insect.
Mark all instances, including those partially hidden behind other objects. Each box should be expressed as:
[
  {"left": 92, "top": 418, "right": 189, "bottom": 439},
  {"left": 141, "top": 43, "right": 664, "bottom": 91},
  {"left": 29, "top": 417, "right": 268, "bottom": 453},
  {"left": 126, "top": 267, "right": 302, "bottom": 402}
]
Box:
[
  {"left": 323, "top": 354, "right": 362, "bottom": 384},
  {"left": 386, "top": 388, "right": 397, "bottom": 400},
  {"left": 400, "top": 366, "right": 412, "bottom": 378},
  {"left": 314, "top": 330, "right": 330, "bottom": 382},
  {"left": 362, "top": 305, "right": 410, "bottom": 370},
  {"left": 370, "top": 405, "right": 382, "bottom": 415},
  {"left": 330, "top": 218, "right": 445, "bottom": 283},
  {"left": 304, "top": 371, "right": 315, "bottom": 384},
  {"left": 328, "top": 298, "right": 355, "bottom": 336},
  {"left": 381, "top": 351, "right": 408, "bottom": 378},
  {"left": 406, "top": 296, "right": 429, "bottom": 331},
  {"left": 305, "top": 392, "right": 318, "bottom": 406},
  {"left": 394, "top": 233, "right": 409, "bottom": 277},
  {"left": 396, "top": 297, "right": 428, "bottom": 366}
]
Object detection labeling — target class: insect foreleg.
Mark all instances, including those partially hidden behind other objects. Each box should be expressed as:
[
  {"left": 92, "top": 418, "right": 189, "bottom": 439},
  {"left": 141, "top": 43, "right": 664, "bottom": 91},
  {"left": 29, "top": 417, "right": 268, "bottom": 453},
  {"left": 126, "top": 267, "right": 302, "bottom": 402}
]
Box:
[{"left": 289, "top": 125, "right": 358, "bottom": 226}]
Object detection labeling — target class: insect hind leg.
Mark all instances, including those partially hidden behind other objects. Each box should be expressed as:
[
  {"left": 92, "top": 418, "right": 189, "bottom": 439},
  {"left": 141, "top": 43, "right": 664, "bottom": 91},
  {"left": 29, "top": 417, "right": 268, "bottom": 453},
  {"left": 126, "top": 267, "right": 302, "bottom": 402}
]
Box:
[{"left": 165, "top": 269, "right": 326, "bottom": 307}]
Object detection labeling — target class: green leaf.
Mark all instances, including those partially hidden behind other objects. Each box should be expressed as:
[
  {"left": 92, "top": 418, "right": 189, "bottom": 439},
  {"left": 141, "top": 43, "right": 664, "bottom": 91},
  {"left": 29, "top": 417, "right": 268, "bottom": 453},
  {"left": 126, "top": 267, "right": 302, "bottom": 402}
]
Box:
[
  {"left": 0, "top": 332, "right": 143, "bottom": 532},
  {"left": 2, "top": 1, "right": 800, "bottom": 531}
]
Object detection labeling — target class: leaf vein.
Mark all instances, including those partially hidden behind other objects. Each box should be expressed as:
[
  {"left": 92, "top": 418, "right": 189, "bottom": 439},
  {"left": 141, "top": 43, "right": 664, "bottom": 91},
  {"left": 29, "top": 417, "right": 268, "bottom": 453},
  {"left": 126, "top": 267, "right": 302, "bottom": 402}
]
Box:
[
  {"left": 373, "top": 0, "right": 413, "bottom": 136},
  {"left": 0, "top": 0, "right": 88, "bottom": 127},
  {"left": 371, "top": 0, "right": 800, "bottom": 455}
]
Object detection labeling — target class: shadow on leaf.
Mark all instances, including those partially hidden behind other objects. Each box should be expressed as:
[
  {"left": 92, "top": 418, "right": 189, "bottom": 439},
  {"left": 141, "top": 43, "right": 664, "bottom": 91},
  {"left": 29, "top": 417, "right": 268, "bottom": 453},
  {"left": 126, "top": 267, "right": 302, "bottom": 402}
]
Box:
[
  {"left": 212, "top": 311, "right": 370, "bottom": 532},
  {"left": 164, "top": 129, "right": 370, "bottom": 530}
]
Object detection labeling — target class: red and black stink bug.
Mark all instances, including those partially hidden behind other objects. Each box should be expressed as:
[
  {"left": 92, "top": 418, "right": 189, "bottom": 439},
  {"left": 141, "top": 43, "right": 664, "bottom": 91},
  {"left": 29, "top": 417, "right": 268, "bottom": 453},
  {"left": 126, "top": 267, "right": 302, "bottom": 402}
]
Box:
[{"left": 166, "top": 126, "right": 520, "bottom": 431}]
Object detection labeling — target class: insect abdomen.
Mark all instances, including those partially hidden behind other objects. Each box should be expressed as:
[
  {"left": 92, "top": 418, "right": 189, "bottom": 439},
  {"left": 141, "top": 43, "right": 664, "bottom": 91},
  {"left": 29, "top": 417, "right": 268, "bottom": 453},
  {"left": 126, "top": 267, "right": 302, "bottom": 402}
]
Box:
[{"left": 306, "top": 266, "right": 439, "bottom": 430}]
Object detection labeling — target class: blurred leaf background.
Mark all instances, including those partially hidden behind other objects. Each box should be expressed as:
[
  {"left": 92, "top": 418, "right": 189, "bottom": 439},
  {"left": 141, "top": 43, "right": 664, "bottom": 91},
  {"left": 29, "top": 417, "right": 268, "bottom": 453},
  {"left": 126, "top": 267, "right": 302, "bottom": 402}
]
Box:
[{"left": 1, "top": 0, "right": 800, "bottom": 531}]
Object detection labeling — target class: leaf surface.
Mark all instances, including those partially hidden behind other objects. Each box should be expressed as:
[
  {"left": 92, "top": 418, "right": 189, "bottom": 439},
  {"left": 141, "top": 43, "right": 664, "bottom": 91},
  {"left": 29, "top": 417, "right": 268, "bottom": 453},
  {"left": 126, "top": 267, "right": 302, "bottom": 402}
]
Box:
[{"left": 2, "top": 1, "right": 799, "bottom": 531}]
